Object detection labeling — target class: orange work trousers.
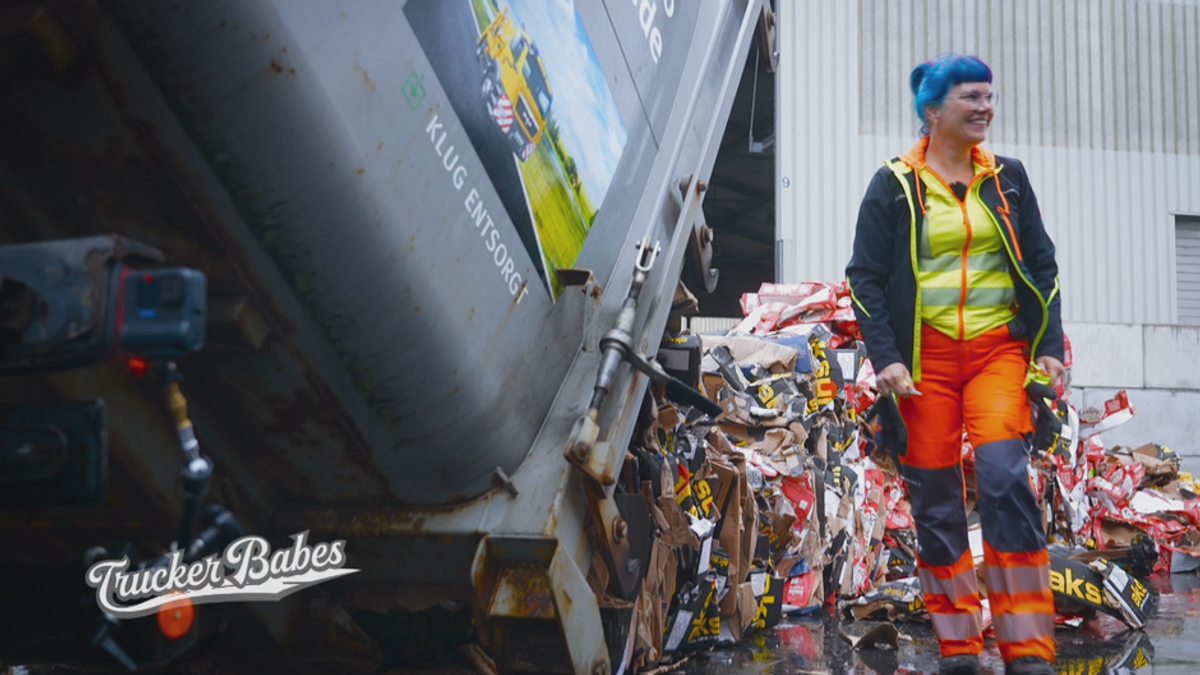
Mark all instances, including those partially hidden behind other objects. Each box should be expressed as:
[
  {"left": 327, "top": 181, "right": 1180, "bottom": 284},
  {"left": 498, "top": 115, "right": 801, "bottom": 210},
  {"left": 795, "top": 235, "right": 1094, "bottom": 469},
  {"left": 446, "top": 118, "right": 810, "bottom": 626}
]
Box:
[{"left": 896, "top": 324, "right": 1055, "bottom": 664}]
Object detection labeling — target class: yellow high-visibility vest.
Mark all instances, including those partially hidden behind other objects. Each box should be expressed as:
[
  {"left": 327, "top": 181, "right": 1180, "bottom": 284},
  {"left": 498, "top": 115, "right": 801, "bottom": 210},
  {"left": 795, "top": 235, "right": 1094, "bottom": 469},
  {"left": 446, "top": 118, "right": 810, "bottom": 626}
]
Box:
[{"left": 916, "top": 166, "right": 1016, "bottom": 341}]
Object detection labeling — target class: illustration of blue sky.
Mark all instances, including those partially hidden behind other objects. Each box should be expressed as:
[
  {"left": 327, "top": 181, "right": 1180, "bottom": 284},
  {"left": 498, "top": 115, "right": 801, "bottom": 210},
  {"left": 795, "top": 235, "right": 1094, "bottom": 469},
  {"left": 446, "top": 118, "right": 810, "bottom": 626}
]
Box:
[{"left": 504, "top": 0, "right": 627, "bottom": 205}]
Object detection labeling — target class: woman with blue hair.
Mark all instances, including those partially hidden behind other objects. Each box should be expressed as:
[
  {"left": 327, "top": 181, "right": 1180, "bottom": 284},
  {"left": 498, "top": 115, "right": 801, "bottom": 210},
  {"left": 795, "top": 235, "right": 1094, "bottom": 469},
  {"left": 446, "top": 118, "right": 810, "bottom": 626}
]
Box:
[{"left": 846, "top": 54, "right": 1063, "bottom": 675}]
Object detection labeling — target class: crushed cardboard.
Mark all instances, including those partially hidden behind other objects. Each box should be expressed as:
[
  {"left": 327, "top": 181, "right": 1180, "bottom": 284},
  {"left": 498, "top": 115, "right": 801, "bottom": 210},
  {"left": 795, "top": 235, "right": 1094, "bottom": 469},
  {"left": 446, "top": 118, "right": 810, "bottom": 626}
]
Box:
[
  {"left": 838, "top": 622, "right": 900, "bottom": 651},
  {"left": 620, "top": 281, "right": 1197, "bottom": 672}
]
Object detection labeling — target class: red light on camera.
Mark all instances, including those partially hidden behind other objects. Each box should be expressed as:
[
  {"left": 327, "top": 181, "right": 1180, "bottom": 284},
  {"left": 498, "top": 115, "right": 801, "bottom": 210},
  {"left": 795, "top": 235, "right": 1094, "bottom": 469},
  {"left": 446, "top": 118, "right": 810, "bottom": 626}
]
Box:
[{"left": 127, "top": 357, "right": 149, "bottom": 378}]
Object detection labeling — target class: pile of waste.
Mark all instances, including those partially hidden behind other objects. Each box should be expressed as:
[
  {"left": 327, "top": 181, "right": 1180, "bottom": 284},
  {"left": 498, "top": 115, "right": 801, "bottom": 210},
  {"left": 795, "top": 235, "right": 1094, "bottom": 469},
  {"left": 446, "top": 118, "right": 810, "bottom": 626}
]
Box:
[{"left": 622, "top": 281, "right": 1198, "bottom": 670}]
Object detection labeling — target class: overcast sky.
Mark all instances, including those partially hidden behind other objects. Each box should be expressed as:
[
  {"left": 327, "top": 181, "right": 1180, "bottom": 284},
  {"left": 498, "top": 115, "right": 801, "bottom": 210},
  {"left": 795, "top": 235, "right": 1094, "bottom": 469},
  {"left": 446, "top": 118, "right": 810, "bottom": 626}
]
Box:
[{"left": 503, "top": 0, "right": 627, "bottom": 207}]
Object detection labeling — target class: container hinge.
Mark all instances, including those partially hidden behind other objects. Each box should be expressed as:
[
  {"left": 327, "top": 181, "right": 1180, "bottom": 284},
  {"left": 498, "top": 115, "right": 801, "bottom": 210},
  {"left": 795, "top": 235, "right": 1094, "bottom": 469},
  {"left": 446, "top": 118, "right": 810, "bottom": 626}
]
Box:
[{"left": 564, "top": 238, "right": 720, "bottom": 600}]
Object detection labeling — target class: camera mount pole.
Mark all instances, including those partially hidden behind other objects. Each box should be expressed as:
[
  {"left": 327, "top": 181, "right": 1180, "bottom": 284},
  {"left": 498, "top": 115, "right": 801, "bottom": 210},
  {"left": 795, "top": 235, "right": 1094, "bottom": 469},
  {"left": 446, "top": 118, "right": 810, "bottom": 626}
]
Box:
[{"left": 156, "top": 360, "right": 213, "bottom": 556}]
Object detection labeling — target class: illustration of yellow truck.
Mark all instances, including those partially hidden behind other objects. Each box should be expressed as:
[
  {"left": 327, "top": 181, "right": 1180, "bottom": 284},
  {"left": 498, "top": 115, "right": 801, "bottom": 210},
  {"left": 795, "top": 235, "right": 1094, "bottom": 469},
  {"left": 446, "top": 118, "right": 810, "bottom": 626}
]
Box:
[{"left": 476, "top": 7, "right": 553, "bottom": 162}]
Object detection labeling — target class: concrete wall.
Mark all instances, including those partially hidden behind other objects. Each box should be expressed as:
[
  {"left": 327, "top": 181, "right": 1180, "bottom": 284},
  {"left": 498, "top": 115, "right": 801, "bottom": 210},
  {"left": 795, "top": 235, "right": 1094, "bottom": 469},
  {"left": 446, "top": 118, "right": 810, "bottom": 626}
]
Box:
[
  {"left": 1065, "top": 321, "right": 1200, "bottom": 475},
  {"left": 1073, "top": 388, "right": 1200, "bottom": 476}
]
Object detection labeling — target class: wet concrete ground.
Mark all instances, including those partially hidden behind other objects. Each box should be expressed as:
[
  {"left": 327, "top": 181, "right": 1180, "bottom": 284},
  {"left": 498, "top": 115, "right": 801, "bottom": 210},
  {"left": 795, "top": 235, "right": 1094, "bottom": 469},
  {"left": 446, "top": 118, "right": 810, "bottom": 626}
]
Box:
[{"left": 674, "top": 572, "right": 1200, "bottom": 675}]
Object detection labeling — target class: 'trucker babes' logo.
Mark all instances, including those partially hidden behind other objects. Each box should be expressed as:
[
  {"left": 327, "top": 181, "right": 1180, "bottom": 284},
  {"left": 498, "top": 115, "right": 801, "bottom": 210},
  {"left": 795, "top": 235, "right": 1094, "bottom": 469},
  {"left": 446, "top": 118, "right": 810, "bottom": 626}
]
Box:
[{"left": 85, "top": 531, "right": 358, "bottom": 618}]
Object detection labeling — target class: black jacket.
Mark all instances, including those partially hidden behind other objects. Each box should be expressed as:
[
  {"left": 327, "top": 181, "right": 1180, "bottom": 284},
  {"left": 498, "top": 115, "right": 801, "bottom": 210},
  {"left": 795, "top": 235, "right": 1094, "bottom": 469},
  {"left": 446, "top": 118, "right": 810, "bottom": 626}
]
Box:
[{"left": 844, "top": 149, "right": 1063, "bottom": 381}]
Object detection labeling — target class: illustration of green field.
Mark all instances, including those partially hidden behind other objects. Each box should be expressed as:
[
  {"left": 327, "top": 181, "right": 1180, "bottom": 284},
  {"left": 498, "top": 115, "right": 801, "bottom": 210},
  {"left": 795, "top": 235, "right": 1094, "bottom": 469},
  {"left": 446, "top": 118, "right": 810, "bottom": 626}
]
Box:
[
  {"left": 524, "top": 138, "right": 591, "bottom": 297},
  {"left": 470, "top": 0, "right": 494, "bottom": 30}
]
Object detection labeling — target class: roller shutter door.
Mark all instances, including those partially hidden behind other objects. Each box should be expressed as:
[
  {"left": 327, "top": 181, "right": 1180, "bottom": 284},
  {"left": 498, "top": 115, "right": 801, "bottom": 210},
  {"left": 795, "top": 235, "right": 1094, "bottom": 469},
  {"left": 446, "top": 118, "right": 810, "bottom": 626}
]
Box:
[{"left": 1178, "top": 217, "right": 1200, "bottom": 325}]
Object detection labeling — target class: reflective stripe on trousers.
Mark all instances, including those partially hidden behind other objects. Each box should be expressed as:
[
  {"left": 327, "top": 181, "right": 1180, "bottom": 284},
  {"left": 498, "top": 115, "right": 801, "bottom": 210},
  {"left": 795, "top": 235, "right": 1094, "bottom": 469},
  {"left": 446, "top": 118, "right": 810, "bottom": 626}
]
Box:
[{"left": 918, "top": 550, "right": 984, "bottom": 656}]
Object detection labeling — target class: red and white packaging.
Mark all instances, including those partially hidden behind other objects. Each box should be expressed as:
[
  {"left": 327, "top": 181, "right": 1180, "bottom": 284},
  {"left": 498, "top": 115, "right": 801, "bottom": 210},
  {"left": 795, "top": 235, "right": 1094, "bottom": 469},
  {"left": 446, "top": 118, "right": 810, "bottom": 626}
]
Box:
[
  {"left": 1058, "top": 332, "right": 1073, "bottom": 400},
  {"left": 1077, "top": 391, "right": 1136, "bottom": 440},
  {"left": 781, "top": 474, "right": 817, "bottom": 525},
  {"left": 1087, "top": 460, "right": 1145, "bottom": 511}
]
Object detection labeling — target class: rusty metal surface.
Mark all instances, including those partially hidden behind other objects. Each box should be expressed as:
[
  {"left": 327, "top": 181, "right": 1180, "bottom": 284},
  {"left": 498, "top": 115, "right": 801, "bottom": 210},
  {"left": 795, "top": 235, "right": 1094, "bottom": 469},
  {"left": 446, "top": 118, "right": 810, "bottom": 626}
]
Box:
[
  {"left": 489, "top": 565, "right": 556, "bottom": 620},
  {"left": 471, "top": 537, "right": 609, "bottom": 675}
]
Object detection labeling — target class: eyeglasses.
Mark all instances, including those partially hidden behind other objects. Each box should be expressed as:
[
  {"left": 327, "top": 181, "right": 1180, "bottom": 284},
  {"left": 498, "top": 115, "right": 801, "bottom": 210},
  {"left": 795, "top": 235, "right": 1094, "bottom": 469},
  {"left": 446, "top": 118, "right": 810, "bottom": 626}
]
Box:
[{"left": 958, "top": 91, "right": 998, "bottom": 108}]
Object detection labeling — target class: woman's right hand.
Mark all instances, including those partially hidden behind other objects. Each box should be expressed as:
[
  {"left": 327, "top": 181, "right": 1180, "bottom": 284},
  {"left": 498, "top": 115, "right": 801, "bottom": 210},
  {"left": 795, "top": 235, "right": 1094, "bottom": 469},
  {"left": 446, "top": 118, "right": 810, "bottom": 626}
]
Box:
[{"left": 876, "top": 362, "right": 918, "bottom": 398}]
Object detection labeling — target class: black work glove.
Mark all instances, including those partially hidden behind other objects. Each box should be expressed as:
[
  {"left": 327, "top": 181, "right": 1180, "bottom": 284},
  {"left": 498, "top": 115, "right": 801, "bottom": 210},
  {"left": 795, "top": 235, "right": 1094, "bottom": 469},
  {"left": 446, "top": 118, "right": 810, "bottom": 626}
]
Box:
[
  {"left": 1025, "top": 381, "right": 1063, "bottom": 452},
  {"left": 865, "top": 394, "right": 907, "bottom": 466}
]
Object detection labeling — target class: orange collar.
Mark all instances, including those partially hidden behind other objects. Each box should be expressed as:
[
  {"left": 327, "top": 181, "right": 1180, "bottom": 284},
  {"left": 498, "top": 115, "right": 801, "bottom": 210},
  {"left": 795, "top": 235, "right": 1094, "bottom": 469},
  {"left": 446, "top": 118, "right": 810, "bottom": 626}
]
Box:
[{"left": 899, "top": 136, "right": 996, "bottom": 173}]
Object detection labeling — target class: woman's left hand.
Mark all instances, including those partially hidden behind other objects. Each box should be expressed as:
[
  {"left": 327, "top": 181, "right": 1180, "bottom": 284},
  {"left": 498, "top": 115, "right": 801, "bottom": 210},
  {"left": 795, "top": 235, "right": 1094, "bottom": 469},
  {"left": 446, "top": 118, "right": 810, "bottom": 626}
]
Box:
[{"left": 1036, "top": 355, "right": 1065, "bottom": 388}]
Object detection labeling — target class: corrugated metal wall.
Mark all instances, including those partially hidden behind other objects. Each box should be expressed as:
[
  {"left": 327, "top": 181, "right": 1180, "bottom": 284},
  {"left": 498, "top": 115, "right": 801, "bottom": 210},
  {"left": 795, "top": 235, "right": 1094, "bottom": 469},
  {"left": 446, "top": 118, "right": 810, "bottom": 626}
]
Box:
[{"left": 777, "top": 0, "right": 1200, "bottom": 324}]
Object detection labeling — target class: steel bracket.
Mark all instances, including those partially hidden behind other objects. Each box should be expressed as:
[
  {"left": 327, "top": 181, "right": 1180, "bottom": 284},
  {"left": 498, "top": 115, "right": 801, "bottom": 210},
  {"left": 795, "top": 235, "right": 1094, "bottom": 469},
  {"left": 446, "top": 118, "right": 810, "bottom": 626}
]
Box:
[{"left": 471, "top": 536, "right": 611, "bottom": 675}]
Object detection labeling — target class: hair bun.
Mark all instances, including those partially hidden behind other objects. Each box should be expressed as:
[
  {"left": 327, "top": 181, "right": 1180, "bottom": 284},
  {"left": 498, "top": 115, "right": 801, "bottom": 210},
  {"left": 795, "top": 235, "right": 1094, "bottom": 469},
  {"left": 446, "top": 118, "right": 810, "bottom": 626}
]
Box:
[{"left": 910, "top": 62, "right": 931, "bottom": 96}]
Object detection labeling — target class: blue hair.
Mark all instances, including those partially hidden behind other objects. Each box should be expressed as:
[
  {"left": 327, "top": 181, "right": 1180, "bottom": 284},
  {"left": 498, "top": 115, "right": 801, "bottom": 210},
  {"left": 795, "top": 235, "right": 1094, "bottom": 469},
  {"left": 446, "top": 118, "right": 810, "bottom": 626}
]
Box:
[{"left": 911, "top": 53, "right": 993, "bottom": 133}]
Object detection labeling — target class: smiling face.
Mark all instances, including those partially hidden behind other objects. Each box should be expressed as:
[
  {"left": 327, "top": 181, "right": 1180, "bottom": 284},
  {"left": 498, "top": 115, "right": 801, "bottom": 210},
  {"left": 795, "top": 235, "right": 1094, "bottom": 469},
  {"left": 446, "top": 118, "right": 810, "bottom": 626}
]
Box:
[{"left": 926, "top": 82, "right": 995, "bottom": 147}]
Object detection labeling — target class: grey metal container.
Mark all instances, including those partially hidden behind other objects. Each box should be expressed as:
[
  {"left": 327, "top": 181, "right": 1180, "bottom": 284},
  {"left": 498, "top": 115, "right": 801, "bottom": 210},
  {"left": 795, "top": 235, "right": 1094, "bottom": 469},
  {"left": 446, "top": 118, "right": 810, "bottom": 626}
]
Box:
[{"left": 0, "top": 0, "right": 769, "bottom": 672}]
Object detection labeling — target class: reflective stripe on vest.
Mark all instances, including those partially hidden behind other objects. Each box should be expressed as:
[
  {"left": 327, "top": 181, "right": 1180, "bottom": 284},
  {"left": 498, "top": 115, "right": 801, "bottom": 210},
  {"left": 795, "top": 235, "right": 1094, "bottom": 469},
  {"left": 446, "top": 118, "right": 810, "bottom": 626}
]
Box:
[{"left": 916, "top": 169, "right": 1016, "bottom": 340}]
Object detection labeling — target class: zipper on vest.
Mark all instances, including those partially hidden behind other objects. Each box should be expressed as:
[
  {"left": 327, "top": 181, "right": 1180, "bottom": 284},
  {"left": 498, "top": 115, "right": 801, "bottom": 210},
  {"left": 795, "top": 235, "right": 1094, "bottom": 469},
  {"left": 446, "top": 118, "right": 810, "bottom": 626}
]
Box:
[{"left": 921, "top": 167, "right": 988, "bottom": 340}]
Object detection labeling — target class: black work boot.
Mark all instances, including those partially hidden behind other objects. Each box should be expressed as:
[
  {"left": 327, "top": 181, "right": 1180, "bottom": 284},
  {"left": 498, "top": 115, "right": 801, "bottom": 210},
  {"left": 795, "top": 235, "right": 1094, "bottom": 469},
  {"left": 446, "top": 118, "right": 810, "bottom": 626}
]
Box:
[
  {"left": 939, "top": 654, "right": 981, "bottom": 675},
  {"left": 1005, "top": 656, "right": 1055, "bottom": 675}
]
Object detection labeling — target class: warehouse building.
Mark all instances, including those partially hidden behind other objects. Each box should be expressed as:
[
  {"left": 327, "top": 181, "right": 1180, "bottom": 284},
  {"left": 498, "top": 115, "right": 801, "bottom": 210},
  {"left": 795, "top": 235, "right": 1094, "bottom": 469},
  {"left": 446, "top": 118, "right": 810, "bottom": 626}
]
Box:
[{"left": 701, "top": 0, "right": 1200, "bottom": 465}]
